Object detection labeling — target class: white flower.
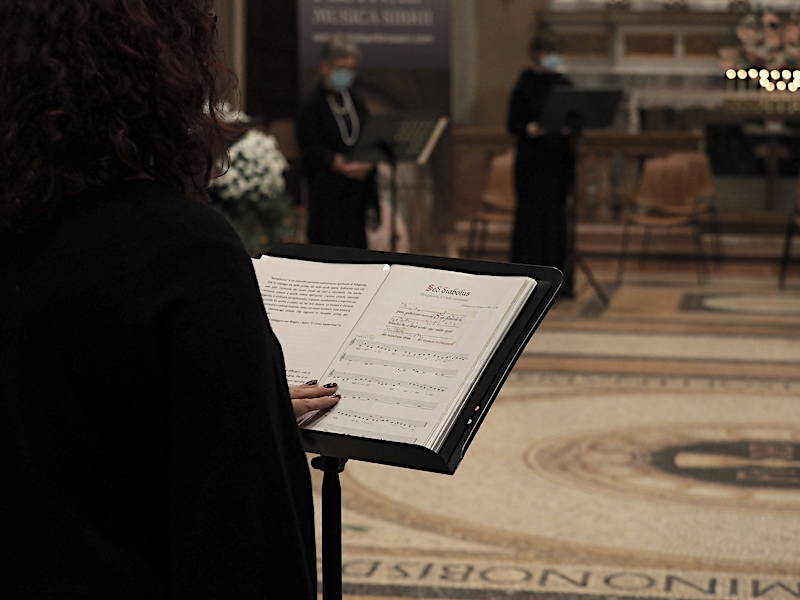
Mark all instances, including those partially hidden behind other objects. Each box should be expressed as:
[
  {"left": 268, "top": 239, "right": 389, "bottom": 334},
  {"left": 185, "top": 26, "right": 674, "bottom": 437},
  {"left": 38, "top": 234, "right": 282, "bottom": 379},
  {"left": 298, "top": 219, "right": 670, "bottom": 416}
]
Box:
[{"left": 209, "top": 129, "right": 290, "bottom": 217}]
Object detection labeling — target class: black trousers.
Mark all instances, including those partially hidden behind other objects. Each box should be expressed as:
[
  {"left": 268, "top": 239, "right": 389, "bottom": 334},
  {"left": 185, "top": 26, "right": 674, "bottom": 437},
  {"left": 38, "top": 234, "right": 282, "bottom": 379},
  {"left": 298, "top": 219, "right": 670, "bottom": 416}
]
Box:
[
  {"left": 510, "top": 152, "right": 574, "bottom": 296},
  {"left": 306, "top": 172, "right": 369, "bottom": 249}
]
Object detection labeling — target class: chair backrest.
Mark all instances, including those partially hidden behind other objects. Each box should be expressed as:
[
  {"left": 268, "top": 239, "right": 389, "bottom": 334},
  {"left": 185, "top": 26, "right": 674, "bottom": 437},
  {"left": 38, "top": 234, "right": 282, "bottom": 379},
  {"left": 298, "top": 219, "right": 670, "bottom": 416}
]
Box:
[
  {"left": 634, "top": 155, "right": 693, "bottom": 211},
  {"left": 671, "top": 150, "right": 714, "bottom": 200},
  {"left": 481, "top": 149, "right": 516, "bottom": 212}
]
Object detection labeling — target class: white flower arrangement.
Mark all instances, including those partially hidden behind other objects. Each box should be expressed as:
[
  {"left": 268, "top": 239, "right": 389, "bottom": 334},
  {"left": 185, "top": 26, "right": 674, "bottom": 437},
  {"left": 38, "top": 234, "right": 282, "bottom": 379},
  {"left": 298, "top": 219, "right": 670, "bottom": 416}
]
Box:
[
  {"left": 213, "top": 129, "right": 288, "bottom": 201},
  {"left": 209, "top": 128, "right": 292, "bottom": 253}
]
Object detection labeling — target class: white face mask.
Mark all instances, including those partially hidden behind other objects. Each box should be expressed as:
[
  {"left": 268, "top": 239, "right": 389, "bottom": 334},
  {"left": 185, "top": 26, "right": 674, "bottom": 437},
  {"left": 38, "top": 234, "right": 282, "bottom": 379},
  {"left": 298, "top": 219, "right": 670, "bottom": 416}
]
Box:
[
  {"left": 329, "top": 68, "right": 356, "bottom": 91},
  {"left": 541, "top": 53, "right": 564, "bottom": 72}
]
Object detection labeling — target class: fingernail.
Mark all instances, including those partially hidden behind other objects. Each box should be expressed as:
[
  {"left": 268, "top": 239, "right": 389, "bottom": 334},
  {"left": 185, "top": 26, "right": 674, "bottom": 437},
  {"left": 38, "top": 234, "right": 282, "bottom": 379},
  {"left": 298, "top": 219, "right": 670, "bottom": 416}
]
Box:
[
  {"left": 305, "top": 379, "right": 318, "bottom": 385},
  {"left": 332, "top": 394, "right": 341, "bottom": 399},
  {"left": 323, "top": 382, "right": 337, "bottom": 388}
]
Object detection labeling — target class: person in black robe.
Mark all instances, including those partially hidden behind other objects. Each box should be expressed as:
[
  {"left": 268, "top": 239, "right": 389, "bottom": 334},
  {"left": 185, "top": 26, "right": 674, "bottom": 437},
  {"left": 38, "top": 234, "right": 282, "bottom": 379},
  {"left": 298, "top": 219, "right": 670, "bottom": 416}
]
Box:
[
  {"left": 1, "top": 2, "right": 338, "bottom": 598},
  {"left": 507, "top": 29, "right": 576, "bottom": 297},
  {"left": 296, "top": 36, "right": 378, "bottom": 248}
]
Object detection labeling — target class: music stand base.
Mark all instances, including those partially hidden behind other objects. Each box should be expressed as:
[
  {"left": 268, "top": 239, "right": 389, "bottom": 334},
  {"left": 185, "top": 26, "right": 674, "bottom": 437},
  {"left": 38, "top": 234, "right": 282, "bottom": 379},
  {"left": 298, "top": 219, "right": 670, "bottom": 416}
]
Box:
[{"left": 567, "top": 252, "right": 609, "bottom": 306}]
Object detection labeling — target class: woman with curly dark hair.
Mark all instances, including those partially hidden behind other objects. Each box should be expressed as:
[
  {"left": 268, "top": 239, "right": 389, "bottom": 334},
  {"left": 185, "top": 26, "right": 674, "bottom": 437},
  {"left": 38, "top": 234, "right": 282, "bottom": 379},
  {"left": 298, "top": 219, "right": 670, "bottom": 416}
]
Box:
[{"left": 0, "top": 1, "right": 332, "bottom": 598}]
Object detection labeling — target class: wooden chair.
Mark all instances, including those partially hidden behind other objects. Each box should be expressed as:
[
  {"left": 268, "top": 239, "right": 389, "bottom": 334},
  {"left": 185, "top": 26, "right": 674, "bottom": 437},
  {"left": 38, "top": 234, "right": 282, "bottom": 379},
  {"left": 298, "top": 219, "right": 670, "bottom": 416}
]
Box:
[
  {"left": 617, "top": 154, "right": 710, "bottom": 284},
  {"left": 778, "top": 183, "right": 800, "bottom": 288},
  {"left": 465, "top": 149, "right": 515, "bottom": 258}
]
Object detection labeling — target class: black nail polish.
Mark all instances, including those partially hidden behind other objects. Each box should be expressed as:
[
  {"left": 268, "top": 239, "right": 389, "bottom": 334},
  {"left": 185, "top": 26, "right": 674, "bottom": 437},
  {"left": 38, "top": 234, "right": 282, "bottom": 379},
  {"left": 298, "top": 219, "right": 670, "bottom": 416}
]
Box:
[
  {"left": 323, "top": 382, "right": 337, "bottom": 388},
  {"left": 305, "top": 379, "right": 318, "bottom": 385}
]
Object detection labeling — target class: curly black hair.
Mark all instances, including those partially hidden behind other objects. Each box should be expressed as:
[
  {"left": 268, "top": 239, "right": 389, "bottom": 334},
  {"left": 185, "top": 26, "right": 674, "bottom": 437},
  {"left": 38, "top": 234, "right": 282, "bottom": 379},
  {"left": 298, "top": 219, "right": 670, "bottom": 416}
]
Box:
[{"left": 0, "top": 0, "right": 233, "bottom": 231}]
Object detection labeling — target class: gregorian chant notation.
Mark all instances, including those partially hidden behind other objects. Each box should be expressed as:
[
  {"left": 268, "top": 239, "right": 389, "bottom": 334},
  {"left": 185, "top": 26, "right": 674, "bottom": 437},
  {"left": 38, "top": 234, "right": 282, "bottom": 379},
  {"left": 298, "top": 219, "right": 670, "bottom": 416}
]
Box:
[
  {"left": 345, "top": 391, "right": 437, "bottom": 411},
  {"left": 324, "top": 408, "right": 427, "bottom": 430},
  {"left": 339, "top": 354, "right": 458, "bottom": 378},
  {"left": 347, "top": 337, "right": 469, "bottom": 364},
  {"left": 330, "top": 370, "right": 448, "bottom": 395},
  {"left": 383, "top": 303, "right": 474, "bottom": 346}
]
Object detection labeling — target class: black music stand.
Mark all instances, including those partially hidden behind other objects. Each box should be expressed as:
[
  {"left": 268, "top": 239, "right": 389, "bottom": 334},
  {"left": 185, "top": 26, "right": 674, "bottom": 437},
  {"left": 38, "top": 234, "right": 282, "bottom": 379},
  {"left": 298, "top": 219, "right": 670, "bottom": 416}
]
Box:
[
  {"left": 539, "top": 88, "right": 621, "bottom": 131},
  {"left": 541, "top": 88, "right": 621, "bottom": 304},
  {"left": 269, "top": 243, "right": 562, "bottom": 600},
  {"left": 349, "top": 114, "right": 448, "bottom": 252}
]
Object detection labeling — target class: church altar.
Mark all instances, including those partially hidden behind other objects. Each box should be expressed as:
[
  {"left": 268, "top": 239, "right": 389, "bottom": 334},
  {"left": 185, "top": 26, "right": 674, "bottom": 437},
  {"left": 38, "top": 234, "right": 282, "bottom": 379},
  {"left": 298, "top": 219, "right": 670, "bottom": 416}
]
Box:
[{"left": 628, "top": 89, "right": 800, "bottom": 133}]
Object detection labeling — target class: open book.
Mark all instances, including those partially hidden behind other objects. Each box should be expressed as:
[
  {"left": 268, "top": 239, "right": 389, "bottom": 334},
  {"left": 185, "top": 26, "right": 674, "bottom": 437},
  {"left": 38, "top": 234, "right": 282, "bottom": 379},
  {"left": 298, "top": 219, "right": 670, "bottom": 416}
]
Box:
[{"left": 252, "top": 256, "right": 536, "bottom": 454}]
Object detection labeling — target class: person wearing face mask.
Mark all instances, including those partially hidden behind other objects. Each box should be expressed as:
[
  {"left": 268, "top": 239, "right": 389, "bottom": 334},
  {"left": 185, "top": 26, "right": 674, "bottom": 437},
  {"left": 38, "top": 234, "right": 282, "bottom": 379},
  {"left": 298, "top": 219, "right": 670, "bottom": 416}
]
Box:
[
  {"left": 296, "top": 35, "right": 378, "bottom": 248},
  {"left": 506, "top": 27, "right": 575, "bottom": 297}
]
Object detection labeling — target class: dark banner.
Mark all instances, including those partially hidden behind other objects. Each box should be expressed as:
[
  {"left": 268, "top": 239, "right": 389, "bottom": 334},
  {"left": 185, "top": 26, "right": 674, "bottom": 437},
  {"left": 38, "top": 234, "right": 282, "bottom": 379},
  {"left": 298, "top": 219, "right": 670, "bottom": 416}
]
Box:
[
  {"left": 297, "top": 0, "right": 452, "bottom": 249},
  {"left": 299, "top": 0, "right": 450, "bottom": 71}
]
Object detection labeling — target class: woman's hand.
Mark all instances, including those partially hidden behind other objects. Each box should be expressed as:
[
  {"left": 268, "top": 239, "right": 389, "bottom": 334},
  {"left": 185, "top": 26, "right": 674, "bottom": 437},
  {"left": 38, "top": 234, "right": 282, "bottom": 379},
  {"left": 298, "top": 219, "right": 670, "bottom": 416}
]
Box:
[
  {"left": 341, "top": 161, "right": 373, "bottom": 180},
  {"left": 526, "top": 122, "right": 544, "bottom": 137},
  {"left": 289, "top": 380, "right": 340, "bottom": 419},
  {"left": 331, "top": 153, "right": 373, "bottom": 180}
]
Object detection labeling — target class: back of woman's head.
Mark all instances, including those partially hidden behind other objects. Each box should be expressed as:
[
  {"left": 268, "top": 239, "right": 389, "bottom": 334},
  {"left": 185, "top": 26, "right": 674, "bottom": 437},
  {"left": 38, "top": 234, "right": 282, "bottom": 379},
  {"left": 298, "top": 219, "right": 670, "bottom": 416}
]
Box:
[{"left": 0, "top": 0, "right": 229, "bottom": 231}]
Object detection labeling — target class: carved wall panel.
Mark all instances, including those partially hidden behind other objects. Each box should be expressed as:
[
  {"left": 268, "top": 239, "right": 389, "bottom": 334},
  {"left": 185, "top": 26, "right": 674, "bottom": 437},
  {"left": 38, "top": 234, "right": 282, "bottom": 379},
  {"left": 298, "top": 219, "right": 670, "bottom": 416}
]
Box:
[
  {"left": 561, "top": 32, "right": 612, "bottom": 56},
  {"left": 624, "top": 33, "right": 676, "bottom": 56}
]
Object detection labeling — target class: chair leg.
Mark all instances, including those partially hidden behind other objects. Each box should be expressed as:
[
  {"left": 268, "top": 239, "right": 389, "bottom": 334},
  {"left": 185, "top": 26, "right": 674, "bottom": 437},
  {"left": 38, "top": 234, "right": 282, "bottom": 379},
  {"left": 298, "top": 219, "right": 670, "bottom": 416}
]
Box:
[
  {"left": 778, "top": 219, "right": 796, "bottom": 289},
  {"left": 640, "top": 226, "right": 652, "bottom": 270},
  {"left": 616, "top": 220, "right": 631, "bottom": 284},
  {"left": 692, "top": 223, "right": 709, "bottom": 284},
  {"left": 709, "top": 203, "right": 723, "bottom": 263}
]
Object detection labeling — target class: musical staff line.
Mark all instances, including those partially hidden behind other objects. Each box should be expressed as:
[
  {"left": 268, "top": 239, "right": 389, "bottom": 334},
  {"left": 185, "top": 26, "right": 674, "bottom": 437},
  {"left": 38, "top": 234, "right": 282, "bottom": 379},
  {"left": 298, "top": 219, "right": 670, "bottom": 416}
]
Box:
[
  {"left": 340, "top": 354, "right": 458, "bottom": 377},
  {"left": 348, "top": 337, "right": 469, "bottom": 364},
  {"left": 330, "top": 370, "right": 448, "bottom": 394},
  {"left": 313, "top": 424, "right": 417, "bottom": 444},
  {"left": 345, "top": 391, "right": 438, "bottom": 411},
  {"left": 325, "top": 408, "right": 427, "bottom": 430}
]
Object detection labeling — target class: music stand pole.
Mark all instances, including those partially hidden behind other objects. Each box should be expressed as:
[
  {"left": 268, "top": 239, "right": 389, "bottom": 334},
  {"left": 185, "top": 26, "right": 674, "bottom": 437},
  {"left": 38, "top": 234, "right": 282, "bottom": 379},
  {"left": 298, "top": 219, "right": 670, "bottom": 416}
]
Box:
[
  {"left": 311, "top": 455, "right": 348, "bottom": 600},
  {"left": 562, "top": 129, "right": 608, "bottom": 306},
  {"left": 565, "top": 190, "right": 608, "bottom": 306}
]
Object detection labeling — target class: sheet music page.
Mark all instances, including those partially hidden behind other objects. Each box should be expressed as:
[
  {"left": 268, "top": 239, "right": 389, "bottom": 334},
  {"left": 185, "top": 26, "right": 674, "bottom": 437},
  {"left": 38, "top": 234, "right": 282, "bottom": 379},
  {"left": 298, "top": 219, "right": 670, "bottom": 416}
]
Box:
[
  {"left": 304, "top": 265, "right": 535, "bottom": 448},
  {"left": 252, "top": 256, "right": 391, "bottom": 386}
]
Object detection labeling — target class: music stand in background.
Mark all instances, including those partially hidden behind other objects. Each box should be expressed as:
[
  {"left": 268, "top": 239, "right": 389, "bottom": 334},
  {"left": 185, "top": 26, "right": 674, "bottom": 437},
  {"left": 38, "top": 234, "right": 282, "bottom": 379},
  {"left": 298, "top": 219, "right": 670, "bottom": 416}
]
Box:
[
  {"left": 539, "top": 88, "right": 622, "bottom": 132},
  {"left": 350, "top": 113, "right": 449, "bottom": 252},
  {"left": 540, "top": 88, "right": 622, "bottom": 305}
]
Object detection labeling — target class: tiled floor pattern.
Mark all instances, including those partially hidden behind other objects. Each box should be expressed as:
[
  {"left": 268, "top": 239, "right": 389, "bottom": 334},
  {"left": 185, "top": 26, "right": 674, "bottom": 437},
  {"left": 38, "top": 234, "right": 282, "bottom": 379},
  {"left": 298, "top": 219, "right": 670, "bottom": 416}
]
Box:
[{"left": 311, "top": 260, "right": 800, "bottom": 599}]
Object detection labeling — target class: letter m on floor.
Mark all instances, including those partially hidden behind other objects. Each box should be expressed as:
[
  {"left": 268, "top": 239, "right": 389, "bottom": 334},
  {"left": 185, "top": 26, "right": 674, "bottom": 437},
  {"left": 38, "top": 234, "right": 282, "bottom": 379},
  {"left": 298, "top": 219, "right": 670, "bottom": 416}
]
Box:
[{"left": 752, "top": 581, "right": 800, "bottom": 598}]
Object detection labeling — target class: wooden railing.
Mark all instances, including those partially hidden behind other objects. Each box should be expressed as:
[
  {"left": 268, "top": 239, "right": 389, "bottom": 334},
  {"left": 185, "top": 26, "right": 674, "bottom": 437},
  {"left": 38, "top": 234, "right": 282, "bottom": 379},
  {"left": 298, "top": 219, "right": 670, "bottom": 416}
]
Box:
[
  {"left": 575, "top": 130, "right": 702, "bottom": 222},
  {"left": 452, "top": 126, "right": 702, "bottom": 224}
]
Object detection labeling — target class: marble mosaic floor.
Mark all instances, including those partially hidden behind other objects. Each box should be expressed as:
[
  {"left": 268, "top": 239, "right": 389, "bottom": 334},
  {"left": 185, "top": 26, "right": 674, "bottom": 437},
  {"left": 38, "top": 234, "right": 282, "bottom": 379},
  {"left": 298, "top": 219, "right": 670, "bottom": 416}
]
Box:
[{"left": 310, "top": 260, "right": 800, "bottom": 599}]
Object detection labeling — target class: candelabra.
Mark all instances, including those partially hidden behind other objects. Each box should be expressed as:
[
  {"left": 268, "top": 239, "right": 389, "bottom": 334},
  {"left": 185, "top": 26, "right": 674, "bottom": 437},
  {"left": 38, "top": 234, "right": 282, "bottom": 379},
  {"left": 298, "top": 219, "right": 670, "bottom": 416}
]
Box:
[{"left": 725, "top": 67, "right": 800, "bottom": 93}]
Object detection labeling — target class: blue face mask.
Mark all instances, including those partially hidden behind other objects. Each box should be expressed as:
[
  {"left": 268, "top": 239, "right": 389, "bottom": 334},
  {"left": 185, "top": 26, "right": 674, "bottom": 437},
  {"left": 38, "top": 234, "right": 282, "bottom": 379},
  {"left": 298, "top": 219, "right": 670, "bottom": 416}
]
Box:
[
  {"left": 541, "top": 53, "right": 564, "bottom": 72},
  {"left": 329, "top": 68, "right": 356, "bottom": 91}
]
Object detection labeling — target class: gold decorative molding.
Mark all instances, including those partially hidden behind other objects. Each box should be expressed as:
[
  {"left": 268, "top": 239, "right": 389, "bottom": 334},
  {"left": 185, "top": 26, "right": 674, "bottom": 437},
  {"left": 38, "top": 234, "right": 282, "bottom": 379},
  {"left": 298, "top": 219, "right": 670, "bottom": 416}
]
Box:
[
  {"left": 624, "top": 33, "right": 675, "bottom": 56},
  {"left": 684, "top": 33, "right": 732, "bottom": 57},
  {"left": 561, "top": 32, "right": 612, "bottom": 56},
  {"left": 545, "top": 10, "right": 738, "bottom": 27}
]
